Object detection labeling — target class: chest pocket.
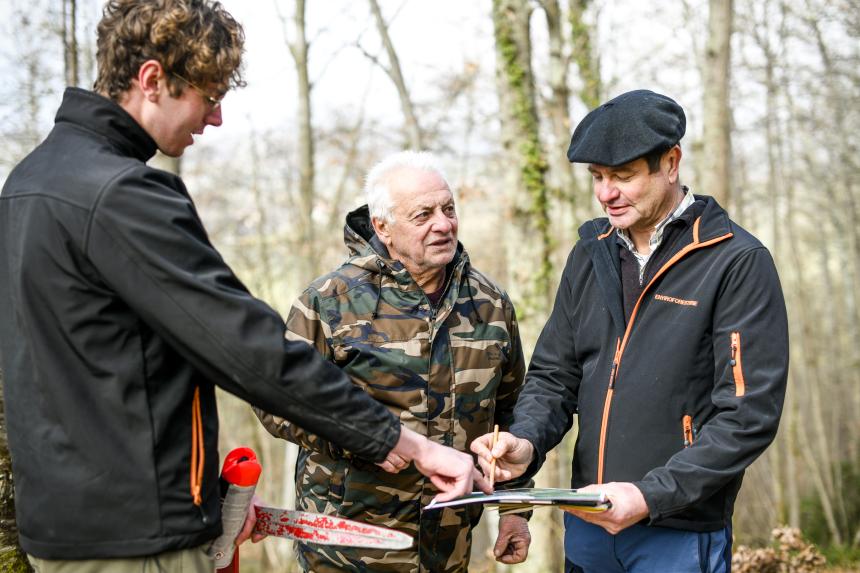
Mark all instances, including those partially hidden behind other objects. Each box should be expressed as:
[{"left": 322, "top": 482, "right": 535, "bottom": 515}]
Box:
[
  {"left": 447, "top": 310, "right": 509, "bottom": 423},
  {"left": 332, "top": 321, "right": 431, "bottom": 415}
]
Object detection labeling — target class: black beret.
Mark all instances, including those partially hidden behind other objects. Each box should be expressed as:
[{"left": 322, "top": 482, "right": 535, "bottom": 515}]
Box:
[{"left": 567, "top": 89, "right": 686, "bottom": 166}]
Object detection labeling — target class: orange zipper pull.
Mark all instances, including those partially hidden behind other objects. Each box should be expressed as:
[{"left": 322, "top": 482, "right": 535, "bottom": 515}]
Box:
[
  {"left": 730, "top": 332, "right": 746, "bottom": 396},
  {"left": 683, "top": 415, "right": 694, "bottom": 447},
  {"left": 608, "top": 338, "right": 622, "bottom": 389}
]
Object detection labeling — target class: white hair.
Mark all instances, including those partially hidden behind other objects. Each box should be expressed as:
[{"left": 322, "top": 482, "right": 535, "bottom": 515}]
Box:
[{"left": 364, "top": 150, "right": 452, "bottom": 223}]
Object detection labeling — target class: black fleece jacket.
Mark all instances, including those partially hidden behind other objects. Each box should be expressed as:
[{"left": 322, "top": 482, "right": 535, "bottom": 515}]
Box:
[
  {"left": 510, "top": 196, "right": 788, "bottom": 531},
  {"left": 0, "top": 89, "right": 400, "bottom": 559}
]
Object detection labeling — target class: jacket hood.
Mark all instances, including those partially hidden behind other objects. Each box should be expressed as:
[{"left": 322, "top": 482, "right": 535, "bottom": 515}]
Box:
[{"left": 343, "top": 204, "right": 467, "bottom": 278}]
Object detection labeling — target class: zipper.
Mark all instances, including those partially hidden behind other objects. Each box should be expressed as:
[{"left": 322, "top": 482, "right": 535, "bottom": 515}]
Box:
[
  {"left": 594, "top": 218, "right": 733, "bottom": 484},
  {"left": 730, "top": 331, "right": 746, "bottom": 397},
  {"left": 596, "top": 339, "right": 621, "bottom": 484},
  {"left": 682, "top": 414, "right": 694, "bottom": 447}
]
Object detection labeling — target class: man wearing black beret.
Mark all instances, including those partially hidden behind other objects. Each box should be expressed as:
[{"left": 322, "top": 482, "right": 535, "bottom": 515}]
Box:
[{"left": 473, "top": 89, "right": 788, "bottom": 572}]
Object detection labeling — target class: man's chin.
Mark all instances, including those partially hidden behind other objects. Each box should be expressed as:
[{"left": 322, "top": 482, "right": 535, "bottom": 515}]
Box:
[
  {"left": 428, "top": 250, "right": 456, "bottom": 267},
  {"left": 158, "top": 146, "right": 186, "bottom": 158},
  {"left": 608, "top": 216, "right": 633, "bottom": 230}
]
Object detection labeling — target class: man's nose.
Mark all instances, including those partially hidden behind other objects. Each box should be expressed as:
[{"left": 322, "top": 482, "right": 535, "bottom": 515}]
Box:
[
  {"left": 595, "top": 179, "right": 619, "bottom": 203},
  {"left": 430, "top": 211, "right": 453, "bottom": 233},
  {"left": 206, "top": 105, "right": 223, "bottom": 127}
]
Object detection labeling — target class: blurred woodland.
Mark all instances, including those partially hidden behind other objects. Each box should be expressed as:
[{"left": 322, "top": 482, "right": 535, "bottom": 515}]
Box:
[{"left": 0, "top": 0, "right": 858, "bottom": 571}]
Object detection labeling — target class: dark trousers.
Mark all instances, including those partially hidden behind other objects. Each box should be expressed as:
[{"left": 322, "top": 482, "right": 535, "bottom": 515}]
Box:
[{"left": 564, "top": 514, "right": 732, "bottom": 573}]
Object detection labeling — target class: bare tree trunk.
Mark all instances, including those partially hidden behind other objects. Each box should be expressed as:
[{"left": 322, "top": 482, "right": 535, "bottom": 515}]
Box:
[
  {"left": 492, "top": 0, "right": 553, "bottom": 309},
  {"left": 325, "top": 80, "right": 373, "bottom": 235},
  {"left": 249, "top": 134, "right": 275, "bottom": 304},
  {"left": 784, "top": 390, "right": 800, "bottom": 528},
  {"left": 492, "top": 3, "right": 557, "bottom": 569},
  {"left": 62, "top": 0, "right": 79, "bottom": 87},
  {"left": 0, "top": 370, "right": 33, "bottom": 572},
  {"left": 568, "top": 0, "right": 601, "bottom": 110},
  {"left": 277, "top": 0, "right": 318, "bottom": 282},
  {"left": 367, "top": 0, "right": 424, "bottom": 149},
  {"left": 539, "top": 0, "right": 580, "bottom": 245},
  {"left": 701, "top": 0, "right": 732, "bottom": 207}
]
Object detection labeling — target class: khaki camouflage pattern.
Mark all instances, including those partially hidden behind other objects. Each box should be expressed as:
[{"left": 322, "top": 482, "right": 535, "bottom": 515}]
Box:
[{"left": 255, "top": 206, "right": 527, "bottom": 572}]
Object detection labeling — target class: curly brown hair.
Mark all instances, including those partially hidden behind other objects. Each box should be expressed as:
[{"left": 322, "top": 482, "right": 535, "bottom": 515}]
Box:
[{"left": 94, "top": 0, "right": 245, "bottom": 101}]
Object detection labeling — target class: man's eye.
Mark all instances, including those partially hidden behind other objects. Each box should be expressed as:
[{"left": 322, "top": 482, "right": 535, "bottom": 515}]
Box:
[{"left": 444, "top": 206, "right": 456, "bottom": 216}]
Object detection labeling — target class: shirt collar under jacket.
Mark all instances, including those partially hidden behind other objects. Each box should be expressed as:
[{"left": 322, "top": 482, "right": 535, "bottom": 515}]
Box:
[{"left": 616, "top": 186, "right": 695, "bottom": 284}]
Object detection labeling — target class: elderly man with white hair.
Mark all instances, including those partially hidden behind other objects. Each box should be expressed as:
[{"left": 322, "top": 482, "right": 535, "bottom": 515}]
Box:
[{"left": 255, "top": 150, "right": 531, "bottom": 572}]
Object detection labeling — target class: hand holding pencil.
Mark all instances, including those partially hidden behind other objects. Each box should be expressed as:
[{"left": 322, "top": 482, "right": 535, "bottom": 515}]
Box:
[{"left": 471, "top": 427, "right": 536, "bottom": 486}]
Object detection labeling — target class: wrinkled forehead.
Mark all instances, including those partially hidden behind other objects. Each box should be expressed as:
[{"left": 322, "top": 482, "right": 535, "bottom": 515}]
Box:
[{"left": 387, "top": 168, "right": 453, "bottom": 205}]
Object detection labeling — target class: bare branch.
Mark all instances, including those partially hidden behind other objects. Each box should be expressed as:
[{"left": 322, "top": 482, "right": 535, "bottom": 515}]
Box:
[{"left": 366, "top": 0, "right": 424, "bottom": 149}]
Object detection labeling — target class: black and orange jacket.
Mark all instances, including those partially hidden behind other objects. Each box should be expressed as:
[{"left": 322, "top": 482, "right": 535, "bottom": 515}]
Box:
[
  {"left": 509, "top": 195, "right": 788, "bottom": 532},
  {"left": 0, "top": 88, "right": 400, "bottom": 559}
]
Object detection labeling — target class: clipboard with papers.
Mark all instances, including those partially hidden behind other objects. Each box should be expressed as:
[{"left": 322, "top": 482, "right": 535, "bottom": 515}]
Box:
[{"left": 424, "top": 488, "right": 612, "bottom": 514}]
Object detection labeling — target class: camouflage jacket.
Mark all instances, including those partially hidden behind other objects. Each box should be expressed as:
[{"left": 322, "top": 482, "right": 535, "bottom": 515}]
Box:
[{"left": 256, "top": 206, "right": 527, "bottom": 572}]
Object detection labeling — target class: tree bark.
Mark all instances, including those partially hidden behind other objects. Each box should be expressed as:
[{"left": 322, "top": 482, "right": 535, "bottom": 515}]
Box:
[
  {"left": 492, "top": 0, "right": 553, "bottom": 309},
  {"left": 492, "top": 2, "right": 557, "bottom": 568},
  {"left": 701, "top": 0, "right": 732, "bottom": 207},
  {"left": 568, "top": 0, "right": 601, "bottom": 110},
  {"left": 539, "top": 0, "right": 580, "bottom": 242},
  {"left": 62, "top": 0, "right": 79, "bottom": 87}
]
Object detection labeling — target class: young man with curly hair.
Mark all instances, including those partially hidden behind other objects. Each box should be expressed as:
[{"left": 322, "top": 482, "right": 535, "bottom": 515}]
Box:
[{"left": 0, "top": 2, "right": 488, "bottom": 572}]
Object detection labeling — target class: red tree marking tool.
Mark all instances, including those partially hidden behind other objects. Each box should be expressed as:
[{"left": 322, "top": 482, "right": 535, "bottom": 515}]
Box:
[
  {"left": 212, "top": 447, "right": 262, "bottom": 573},
  {"left": 212, "top": 447, "right": 413, "bottom": 572}
]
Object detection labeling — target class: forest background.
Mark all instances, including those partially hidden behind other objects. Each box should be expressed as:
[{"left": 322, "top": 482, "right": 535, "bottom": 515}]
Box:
[{"left": 0, "top": 0, "right": 857, "bottom": 571}]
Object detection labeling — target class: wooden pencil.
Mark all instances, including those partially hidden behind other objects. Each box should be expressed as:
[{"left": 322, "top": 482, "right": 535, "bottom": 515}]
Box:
[{"left": 489, "top": 424, "right": 499, "bottom": 489}]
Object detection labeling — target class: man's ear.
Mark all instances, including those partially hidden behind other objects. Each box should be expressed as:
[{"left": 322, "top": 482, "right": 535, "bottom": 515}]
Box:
[
  {"left": 137, "top": 59, "right": 166, "bottom": 103},
  {"left": 663, "top": 145, "right": 682, "bottom": 184},
  {"left": 371, "top": 217, "right": 392, "bottom": 246}
]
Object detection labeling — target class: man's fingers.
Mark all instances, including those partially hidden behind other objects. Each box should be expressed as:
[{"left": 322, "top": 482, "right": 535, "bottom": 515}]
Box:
[
  {"left": 469, "top": 435, "right": 493, "bottom": 463},
  {"left": 428, "top": 475, "right": 462, "bottom": 502},
  {"left": 495, "top": 515, "right": 530, "bottom": 563},
  {"left": 235, "top": 506, "right": 257, "bottom": 546},
  {"left": 491, "top": 437, "right": 511, "bottom": 460},
  {"left": 251, "top": 531, "right": 267, "bottom": 543},
  {"left": 473, "top": 466, "right": 492, "bottom": 494},
  {"left": 236, "top": 495, "right": 266, "bottom": 546},
  {"left": 377, "top": 451, "right": 411, "bottom": 474}
]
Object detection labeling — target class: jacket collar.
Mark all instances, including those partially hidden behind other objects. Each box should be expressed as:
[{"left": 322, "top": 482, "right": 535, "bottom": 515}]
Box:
[
  {"left": 54, "top": 88, "right": 158, "bottom": 163},
  {"left": 342, "top": 205, "right": 470, "bottom": 320},
  {"left": 578, "top": 194, "right": 731, "bottom": 244},
  {"left": 576, "top": 194, "right": 733, "bottom": 336}
]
